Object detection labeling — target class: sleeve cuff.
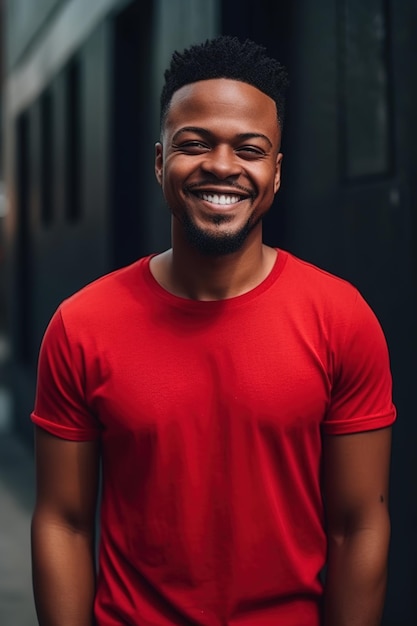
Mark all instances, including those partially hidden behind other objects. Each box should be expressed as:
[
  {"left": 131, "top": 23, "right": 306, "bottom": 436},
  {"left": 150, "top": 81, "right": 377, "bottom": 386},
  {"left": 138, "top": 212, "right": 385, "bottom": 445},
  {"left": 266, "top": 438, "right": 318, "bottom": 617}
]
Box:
[
  {"left": 322, "top": 406, "right": 396, "bottom": 435},
  {"left": 31, "top": 412, "right": 101, "bottom": 441}
]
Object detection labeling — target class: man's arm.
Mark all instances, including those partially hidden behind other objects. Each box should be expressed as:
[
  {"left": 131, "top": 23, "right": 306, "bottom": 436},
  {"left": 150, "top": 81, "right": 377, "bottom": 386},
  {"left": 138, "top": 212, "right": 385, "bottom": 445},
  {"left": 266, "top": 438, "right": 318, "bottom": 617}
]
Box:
[
  {"left": 323, "top": 427, "right": 392, "bottom": 626},
  {"left": 31, "top": 426, "right": 100, "bottom": 626}
]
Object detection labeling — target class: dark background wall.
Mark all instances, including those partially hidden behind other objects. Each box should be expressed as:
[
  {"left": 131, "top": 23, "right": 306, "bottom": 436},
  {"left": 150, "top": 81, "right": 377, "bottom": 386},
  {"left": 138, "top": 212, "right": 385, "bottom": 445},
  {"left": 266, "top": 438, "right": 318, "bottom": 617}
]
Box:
[
  {"left": 2, "top": 0, "right": 416, "bottom": 623},
  {"left": 221, "top": 2, "right": 417, "bottom": 623}
]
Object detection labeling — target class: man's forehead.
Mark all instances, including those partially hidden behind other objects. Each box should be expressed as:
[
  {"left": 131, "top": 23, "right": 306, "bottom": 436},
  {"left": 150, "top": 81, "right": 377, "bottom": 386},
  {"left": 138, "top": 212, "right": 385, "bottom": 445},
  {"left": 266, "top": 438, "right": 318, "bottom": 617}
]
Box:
[
  {"left": 170, "top": 77, "right": 276, "bottom": 106},
  {"left": 166, "top": 79, "right": 279, "bottom": 130},
  {"left": 163, "top": 79, "right": 280, "bottom": 145}
]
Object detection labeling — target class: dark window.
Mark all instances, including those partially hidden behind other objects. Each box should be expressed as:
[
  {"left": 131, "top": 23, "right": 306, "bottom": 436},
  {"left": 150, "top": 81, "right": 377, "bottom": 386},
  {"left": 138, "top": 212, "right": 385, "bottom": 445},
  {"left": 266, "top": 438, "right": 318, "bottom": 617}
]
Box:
[
  {"left": 339, "top": 0, "right": 393, "bottom": 179},
  {"left": 40, "top": 90, "right": 54, "bottom": 225},
  {"left": 16, "top": 112, "right": 32, "bottom": 364},
  {"left": 65, "top": 57, "right": 82, "bottom": 222}
]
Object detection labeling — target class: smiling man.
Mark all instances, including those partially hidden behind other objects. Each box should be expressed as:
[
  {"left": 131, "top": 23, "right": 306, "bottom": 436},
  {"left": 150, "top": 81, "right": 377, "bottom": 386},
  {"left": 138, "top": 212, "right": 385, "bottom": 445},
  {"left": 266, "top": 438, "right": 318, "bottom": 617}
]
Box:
[
  {"left": 31, "top": 36, "right": 396, "bottom": 626},
  {"left": 155, "top": 78, "right": 281, "bottom": 261}
]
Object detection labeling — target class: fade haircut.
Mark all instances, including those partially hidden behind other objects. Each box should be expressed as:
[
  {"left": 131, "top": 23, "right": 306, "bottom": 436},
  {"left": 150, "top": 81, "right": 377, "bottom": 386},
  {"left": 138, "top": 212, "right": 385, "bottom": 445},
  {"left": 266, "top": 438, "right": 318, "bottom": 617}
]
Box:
[{"left": 160, "top": 35, "right": 289, "bottom": 130}]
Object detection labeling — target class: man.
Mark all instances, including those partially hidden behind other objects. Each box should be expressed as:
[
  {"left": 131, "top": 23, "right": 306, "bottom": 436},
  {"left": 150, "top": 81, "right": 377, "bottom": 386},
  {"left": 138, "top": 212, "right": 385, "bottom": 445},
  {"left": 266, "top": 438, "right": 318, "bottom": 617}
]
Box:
[{"left": 31, "top": 36, "right": 396, "bottom": 625}]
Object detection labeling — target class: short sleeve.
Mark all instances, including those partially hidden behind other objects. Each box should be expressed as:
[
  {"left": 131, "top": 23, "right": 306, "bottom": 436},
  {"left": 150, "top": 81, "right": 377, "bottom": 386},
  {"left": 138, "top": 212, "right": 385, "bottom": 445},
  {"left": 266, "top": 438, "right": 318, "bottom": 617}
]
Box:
[
  {"left": 31, "top": 307, "right": 102, "bottom": 441},
  {"left": 323, "top": 291, "right": 396, "bottom": 435}
]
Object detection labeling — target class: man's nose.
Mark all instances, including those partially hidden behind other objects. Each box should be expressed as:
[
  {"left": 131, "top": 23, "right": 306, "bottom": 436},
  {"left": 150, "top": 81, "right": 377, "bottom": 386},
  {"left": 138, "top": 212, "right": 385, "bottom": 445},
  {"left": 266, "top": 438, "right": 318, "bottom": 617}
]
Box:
[{"left": 200, "top": 145, "right": 241, "bottom": 179}]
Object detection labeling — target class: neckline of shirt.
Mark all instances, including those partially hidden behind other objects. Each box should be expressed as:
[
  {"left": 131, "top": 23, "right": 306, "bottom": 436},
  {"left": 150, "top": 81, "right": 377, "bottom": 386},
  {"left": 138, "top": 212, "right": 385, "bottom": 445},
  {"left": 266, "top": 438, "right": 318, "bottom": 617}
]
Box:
[{"left": 142, "top": 248, "right": 289, "bottom": 310}]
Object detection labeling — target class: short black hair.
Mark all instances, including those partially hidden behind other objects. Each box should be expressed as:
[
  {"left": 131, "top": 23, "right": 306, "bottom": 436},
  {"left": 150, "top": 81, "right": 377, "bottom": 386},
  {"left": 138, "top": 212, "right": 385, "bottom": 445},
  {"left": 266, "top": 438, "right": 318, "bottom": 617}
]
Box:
[{"left": 160, "top": 35, "right": 289, "bottom": 129}]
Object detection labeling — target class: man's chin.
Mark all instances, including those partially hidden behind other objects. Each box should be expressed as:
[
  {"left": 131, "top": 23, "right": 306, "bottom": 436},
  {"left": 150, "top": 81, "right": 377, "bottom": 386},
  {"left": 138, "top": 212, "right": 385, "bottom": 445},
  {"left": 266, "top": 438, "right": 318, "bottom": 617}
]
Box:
[{"left": 182, "top": 220, "right": 255, "bottom": 256}]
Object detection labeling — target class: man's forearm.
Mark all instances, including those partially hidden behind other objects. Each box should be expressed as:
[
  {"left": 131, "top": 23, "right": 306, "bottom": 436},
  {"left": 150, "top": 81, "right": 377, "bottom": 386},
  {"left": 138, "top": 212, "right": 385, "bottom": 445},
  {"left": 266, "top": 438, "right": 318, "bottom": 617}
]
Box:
[
  {"left": 32, "top": 514, "right": 96, "bottom": 626},
  {"left": 324, "top": 522, "right": 390, "bottom": 626}
]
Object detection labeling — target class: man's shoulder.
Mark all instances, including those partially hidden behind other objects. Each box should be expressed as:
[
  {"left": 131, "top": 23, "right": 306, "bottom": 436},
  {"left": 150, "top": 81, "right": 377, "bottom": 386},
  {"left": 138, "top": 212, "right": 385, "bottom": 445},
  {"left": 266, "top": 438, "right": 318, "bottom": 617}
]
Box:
[
  {"left": 283, "top": 251, "right": 359, "bottom": 303},
  {"left": 281, "top": 251, "right": 388, "bottom": 351},
  {"left": 58, "top": 256, "right": 151, "bottom": 321}
]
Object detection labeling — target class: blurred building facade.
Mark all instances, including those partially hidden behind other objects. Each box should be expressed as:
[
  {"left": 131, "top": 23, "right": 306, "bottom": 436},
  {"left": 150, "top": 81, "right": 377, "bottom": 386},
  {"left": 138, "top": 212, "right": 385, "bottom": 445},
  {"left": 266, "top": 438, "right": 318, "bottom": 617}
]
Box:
[{"left": 1, "top": 0, "right": 416, "bottom": 623}]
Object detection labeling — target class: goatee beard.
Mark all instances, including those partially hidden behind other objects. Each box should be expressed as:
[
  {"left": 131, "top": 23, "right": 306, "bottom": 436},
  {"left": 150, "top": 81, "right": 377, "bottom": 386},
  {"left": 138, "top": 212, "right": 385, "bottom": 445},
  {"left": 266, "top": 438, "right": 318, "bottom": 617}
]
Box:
[{"left": 180, "top": 211, "right": 260, "bottom": 256}]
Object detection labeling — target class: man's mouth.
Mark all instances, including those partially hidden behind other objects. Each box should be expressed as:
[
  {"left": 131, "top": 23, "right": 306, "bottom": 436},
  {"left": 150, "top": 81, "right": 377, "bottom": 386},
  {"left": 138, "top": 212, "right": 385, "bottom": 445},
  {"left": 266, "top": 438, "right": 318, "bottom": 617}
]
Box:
[{"left": 194, "top": 192, "right": 245, "bottom": 206}]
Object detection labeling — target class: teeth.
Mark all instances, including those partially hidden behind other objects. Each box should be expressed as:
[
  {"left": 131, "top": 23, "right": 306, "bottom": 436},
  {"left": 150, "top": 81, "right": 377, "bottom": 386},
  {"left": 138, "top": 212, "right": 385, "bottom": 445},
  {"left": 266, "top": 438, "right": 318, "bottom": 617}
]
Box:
[{"left": 198, "top": 193, "right": 241, "bottom": 205}]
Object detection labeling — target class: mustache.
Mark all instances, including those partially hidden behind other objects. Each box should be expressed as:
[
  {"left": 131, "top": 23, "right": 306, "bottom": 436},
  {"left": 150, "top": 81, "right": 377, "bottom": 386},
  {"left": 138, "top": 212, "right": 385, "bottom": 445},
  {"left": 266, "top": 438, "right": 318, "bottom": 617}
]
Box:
[{"left": 186, "top": 180, "right": 255, "bottom": 197}]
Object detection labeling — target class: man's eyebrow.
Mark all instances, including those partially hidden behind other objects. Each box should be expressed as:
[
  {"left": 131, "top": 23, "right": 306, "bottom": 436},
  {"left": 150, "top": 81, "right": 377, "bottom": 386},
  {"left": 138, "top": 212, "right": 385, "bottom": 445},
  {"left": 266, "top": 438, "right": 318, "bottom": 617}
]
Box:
[
  {"left": 172, "top": 127, "right": 273, "bottom": 148},
  {"left": 237, "top": 132, "right": 273, "bottom": 148},
  {"left": 172, "top": 127, "right": 210, "bottom": 142}
]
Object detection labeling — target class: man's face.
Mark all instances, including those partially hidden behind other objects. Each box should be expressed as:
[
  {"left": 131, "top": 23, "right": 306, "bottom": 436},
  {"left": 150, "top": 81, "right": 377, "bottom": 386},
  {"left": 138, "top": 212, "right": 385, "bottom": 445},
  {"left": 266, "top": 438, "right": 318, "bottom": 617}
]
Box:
[{"left": 155, "top": 78, "right": 283, "bottom": 255}]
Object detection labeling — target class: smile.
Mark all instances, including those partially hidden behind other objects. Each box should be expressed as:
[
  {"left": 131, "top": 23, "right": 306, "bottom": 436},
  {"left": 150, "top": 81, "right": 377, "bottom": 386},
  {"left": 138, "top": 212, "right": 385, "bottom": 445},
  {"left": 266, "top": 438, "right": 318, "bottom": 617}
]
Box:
[{"left": 195, "top": 192, "right": 243, "bottom": 205}]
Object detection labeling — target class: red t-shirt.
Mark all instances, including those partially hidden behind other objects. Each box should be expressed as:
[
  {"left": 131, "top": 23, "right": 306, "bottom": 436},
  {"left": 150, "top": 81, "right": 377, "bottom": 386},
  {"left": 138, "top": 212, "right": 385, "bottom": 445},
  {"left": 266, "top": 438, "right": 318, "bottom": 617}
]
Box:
[{"left": 31, "top": 250, "right": 396, "bottom": 625}]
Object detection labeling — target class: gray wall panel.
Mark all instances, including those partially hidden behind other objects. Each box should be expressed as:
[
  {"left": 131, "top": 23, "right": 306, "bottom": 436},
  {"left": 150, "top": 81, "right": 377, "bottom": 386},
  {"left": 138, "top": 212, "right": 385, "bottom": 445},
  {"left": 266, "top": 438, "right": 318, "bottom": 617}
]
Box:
[
  {"left": 5, "top": 0, "right": 64, "bottom": 69},
  {"left": 5, "top": 0, "right": 129, "bottom": 112}
]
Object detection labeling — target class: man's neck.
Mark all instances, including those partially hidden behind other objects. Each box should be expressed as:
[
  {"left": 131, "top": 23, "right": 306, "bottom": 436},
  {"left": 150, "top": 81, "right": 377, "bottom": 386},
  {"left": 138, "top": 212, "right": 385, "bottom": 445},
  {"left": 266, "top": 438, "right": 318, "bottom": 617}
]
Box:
[{"left": 149, "top": 237, "right": 277, "bottom": 301}]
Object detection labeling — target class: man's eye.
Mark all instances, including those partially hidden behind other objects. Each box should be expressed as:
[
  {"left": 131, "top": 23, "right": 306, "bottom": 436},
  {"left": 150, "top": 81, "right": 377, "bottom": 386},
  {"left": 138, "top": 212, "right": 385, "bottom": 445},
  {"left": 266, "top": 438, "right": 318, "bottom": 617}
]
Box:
[
  {"left": 179, "top": 141, "right": 209, "bottom": 152},
  {"left": 237, "top": 146, "right": 265, "bottom": 158}
]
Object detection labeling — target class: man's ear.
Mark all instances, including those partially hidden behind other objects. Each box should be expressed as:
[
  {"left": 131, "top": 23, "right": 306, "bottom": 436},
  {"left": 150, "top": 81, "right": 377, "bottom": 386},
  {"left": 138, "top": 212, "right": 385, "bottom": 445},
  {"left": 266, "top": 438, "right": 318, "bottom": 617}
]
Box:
[
  {"left": 155, "top": 142, "right": 163, "bottom": 185},
  {"left": 274, "top": 152, "right": 283, "bottom": 193}
]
